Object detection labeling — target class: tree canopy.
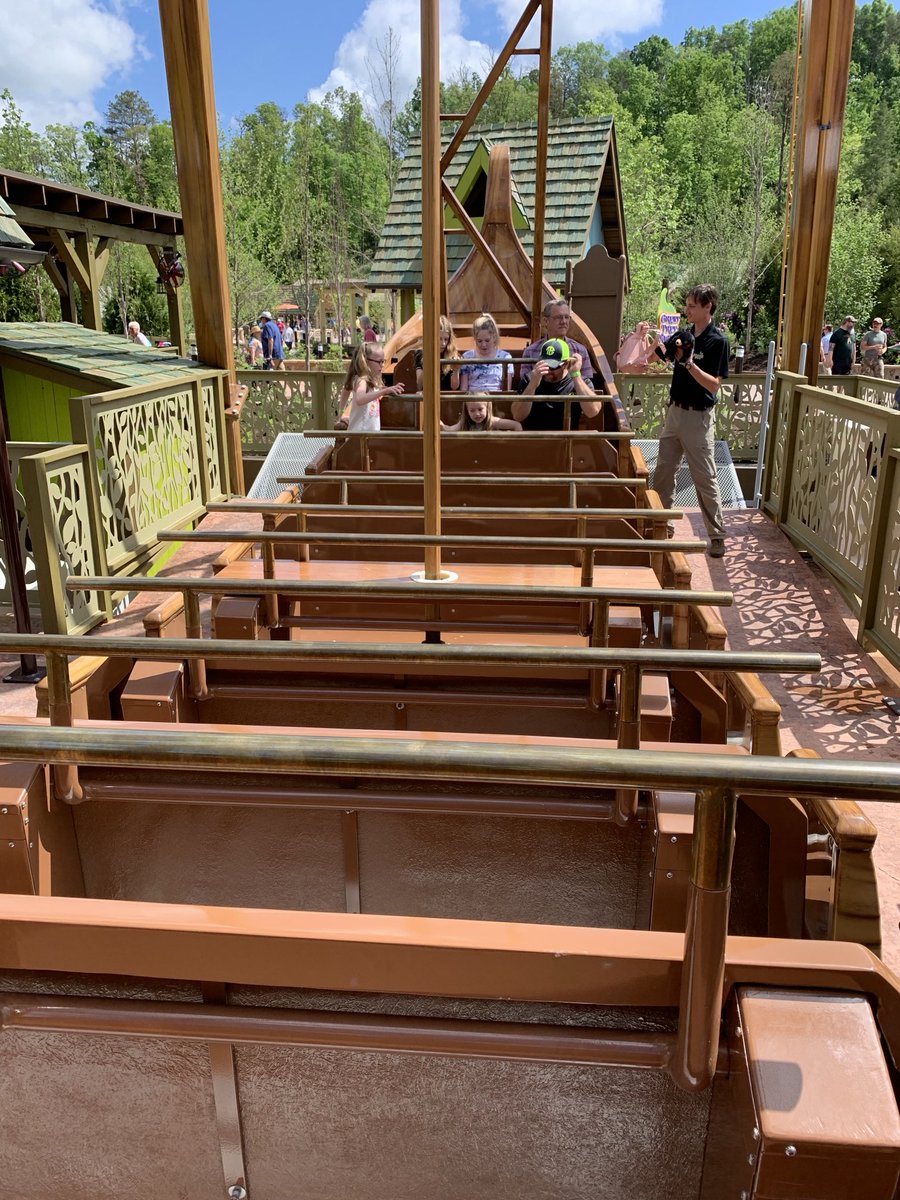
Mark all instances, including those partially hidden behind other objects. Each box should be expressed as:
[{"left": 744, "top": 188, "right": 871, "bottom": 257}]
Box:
[{"left": 1, "top": 1, "right": 899, "bottom": 348}]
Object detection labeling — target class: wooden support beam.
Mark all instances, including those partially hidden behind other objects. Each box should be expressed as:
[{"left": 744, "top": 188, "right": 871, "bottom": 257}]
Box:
[
  {"left": 8, "top": 205, "right": 174, "bottom": 248},
  {"left": 440, "top": 0, "right": 541, "bottom": 172},
  {"left": 93, "top": 237, "right": 112, "bottom": 287},
  {"left": 531, "top": 0, "right": 553, "bottom": 340},
  {"left": 47, "top": 232, "right": 89, "bottom": 296},
  {"left": 158, "top": 0, "right": 234, "bottom": 377},
  {"left": 441, "top": 181, "right": 530, "bottom": 321},
  {"left": 71, "top": 232, "right": 102, "bottom": 329},
  {"left": 781, "top": 0, "right": 855, "bottom": 381},
  {"left": 43, "top": 256, "right": 78, "bottom": 323},
  {"left": 421, "top": 0, "right": 443, "bottom": 582}
]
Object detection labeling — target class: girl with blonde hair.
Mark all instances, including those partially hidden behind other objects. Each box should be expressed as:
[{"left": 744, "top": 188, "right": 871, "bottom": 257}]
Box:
[
  {"left": 443, "top": 394, "right": 521, "bottom": 432},
  {"left": 460, "top": 313, "right": 512, "bottom": 393}
]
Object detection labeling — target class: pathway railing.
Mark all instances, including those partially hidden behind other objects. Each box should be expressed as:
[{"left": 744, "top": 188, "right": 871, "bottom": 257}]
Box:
[
  {"left": 763, "top": 371, "right": 900, "bottom": 665},
  {"left": 615, "top": 371, "right": 767, "bottom": 461},
  {"left": 235, "top": 369, "right": 345, "bottom": 453},
  {"left": 14, "top": 372, "right": 230, "bottom": 635}
]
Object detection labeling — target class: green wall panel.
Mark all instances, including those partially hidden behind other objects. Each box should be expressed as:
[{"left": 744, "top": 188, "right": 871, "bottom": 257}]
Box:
[{"left": 1, "top": 367, "right": 81, "bottom": 442}]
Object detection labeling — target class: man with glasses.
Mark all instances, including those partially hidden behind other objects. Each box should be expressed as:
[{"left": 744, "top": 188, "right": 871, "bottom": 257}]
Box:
[
  {"left": 511, "top": 337, "right": 600, "bottom": 430},
  {"left": 521, "top": 300, "right": 594, "bottom": 385},
  {"left": 860, "top": 317, "right": 888, "bottom": 378}
]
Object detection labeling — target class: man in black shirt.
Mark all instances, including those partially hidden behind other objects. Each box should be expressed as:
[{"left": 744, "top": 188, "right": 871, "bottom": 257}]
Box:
[
  {"left": 511, "top": 337, "right": 600, "bottom": 430},
  {"left": 829, "top": 316, "right": 857, "bottom": 376},
  {"left": 650, "top": 284, "right": 730, "bottom": 557}
]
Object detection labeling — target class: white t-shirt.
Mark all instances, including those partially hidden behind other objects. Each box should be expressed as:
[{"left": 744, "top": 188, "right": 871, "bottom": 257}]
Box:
[
  {"left": 461, "top": 348, "right": 512, "bottom": 392},
  {"left": 347, "top": 389, "right": 381, "bottom": 431}
]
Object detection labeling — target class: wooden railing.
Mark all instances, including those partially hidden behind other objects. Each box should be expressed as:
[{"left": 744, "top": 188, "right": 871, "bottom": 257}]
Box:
[
  {"left": 763, "top": 371, "right": 900, "bottom": 665},
  {"left": 14, "top": 372, "right": 230, "bottom": 635}
]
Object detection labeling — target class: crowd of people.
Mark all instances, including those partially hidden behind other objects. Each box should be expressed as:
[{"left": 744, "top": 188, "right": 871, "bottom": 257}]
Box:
[{"left": 241, "top": 312, "right": 371, "bottom": 369}]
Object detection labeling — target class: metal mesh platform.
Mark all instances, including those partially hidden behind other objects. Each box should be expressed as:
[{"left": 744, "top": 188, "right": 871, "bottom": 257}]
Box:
[
  {"left": 248, "top": 432, "right": 334, "bottom": 499},
  {"left": 635, "top": 439, "right": 747, "bottom": 509}
]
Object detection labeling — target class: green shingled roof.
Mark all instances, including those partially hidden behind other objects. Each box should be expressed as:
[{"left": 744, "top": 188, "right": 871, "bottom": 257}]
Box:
[
  {"left": 0, "top": 322, "right": 217, "bottom": 390},
  {"left": 367, "top": 116, "right": 625, "bottom": 291},
  {"left": 0, "top": 196, "right": 34, "bottom": 251}
]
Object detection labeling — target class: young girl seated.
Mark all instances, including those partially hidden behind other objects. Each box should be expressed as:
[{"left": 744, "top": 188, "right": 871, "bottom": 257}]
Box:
[
  {"left": 460, "top": 313, "right": 512, "bottom": 393},
  {"left": 443, "top": 395, "right": 521, "bottom": 431},
  {"left": 340, "top": 343, "right": 404, "bottom": 431},
  {"left": 415, "top": 315, "right": 461, "bottom": 391}
]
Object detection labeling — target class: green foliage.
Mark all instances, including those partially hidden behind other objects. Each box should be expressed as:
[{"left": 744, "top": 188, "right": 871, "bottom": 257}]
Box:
[{"left": 4, "top": 0, "right": 900, "bottom": 352}]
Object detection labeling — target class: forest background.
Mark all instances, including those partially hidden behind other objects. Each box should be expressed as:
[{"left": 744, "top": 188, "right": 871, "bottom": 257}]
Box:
[{"left": 1, "top": 0, "right": 898, "bottom": 355}]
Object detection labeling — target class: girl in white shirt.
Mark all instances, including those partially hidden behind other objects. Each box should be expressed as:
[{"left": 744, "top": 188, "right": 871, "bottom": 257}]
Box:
[{"left": 341, "top": 344, "right": 404, "bottom": 432}]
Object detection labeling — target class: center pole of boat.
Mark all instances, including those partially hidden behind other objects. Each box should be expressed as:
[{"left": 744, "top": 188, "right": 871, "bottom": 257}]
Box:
[{"left": 420, "top": 0, "right": 444, "bottom": 583}]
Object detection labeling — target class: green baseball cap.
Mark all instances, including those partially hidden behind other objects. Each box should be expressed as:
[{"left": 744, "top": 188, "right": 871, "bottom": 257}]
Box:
[{"left": 540, "top": 337, "right": 571, "bottom": 366}]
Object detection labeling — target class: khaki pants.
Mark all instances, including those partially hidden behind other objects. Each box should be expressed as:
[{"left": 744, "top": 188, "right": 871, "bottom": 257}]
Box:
[
  {"left": 653, "top": 404, "right": 725, "bottom": 540},
  {"left": 863, "top": 353, "right": 885, "bottom": 379}
]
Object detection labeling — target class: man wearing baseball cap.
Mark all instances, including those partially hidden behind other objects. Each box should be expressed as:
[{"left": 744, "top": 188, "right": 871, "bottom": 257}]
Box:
[
  {"left": 511, "top": 337, "right": 601, "bottom": 430},
  {"left": 260, "top": 311, "right": 284, "bottom": 371},
  {"left": 520, "top": 299, "right": 594, "bottom": 385}
]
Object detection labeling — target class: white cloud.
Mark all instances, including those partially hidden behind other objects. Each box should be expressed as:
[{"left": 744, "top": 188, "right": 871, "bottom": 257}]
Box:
[
  {"left": 3, "top": 0, "right": 139, "bottom": 130},
  {"left": 490, "top": 0, "right": 663, "bottom": 47},
  {"left": 309, "top": 0, "right": 495, "bottom": 114}
]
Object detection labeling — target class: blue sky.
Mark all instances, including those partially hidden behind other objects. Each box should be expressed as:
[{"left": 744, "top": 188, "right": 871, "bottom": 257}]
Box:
[{"left": 6, "top": 0, "right": 784, "bottom": 132}]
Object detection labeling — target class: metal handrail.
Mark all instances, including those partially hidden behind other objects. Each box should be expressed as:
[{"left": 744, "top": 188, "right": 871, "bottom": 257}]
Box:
[
  {"left": 0, "top": 632, "right": 819, "bottom": 674},
  {"left": 279, "top": 473, "right": 646, "bottom": 486},
  {"left": 67, "top": 576, "right": 728, "bottom": 605},
  {"left": 206, "top": 503, "right": 682, "bottom": 519},
  {"left": 158, "top": 529, "right": 706, "bottom": 554},
  {"left": 303, "top": 428, "right": 635, "bottom": 438}
]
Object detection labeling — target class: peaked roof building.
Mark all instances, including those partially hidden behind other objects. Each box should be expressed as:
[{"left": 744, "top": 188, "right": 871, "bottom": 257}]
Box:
[{"left": 367, "top": 115, "right": 628, "bottom": 293}]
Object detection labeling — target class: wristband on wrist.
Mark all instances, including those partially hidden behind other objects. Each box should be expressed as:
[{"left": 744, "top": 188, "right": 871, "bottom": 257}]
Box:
[{"left": 570, "top": 369, "right": 582, "bottom": 378}]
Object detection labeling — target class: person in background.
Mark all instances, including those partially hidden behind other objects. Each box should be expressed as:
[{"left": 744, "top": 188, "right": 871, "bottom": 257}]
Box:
[
  {"left": 442, "top": 395, "right": 521, "bottom": 431},
  {"left": 341, "top": 343, "right": 404, "bottom": 432},
  {"left": 246, "top": 325, "right": 263, "bottom": 367},
  {"left": 829, "top": 316, "right": 857, "bottom": 376},
  {"left": 860, "top": 317, "right": 888, "bottom": 379},
  {"left": 648, "top": 283, "right": 729, "bottom": 558},
  {"left": 127, "top": 320, "right": 151, "bottom": 347},
  {"left": 511, "top": 337, "right": 600, "bottom": 430},
  {"left": 820, "top": 324, "right": 833, "bottom": 374},
  {"left": 416, "top": 316, "right": 461, "bottom": 392},
  {"left": 460, "top": 313, "right": 512, "bottom": 393},
  {"left": 359, "top": 315, "right": 378, "bottom": 344},
  {"left": 260, "top": 311, "right": 284, "bottom": 371},
  {"left": 282, "top": 321, "right": 295, "bottom": 356},
  {"left": 521, "top": 299, "right": 593, "bottom": 383}
]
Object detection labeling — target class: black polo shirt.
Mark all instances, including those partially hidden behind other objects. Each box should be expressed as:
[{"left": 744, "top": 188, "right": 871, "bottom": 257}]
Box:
[
  {"left": 516, "top": 375, "right": 582, "bottom": 430},
  {"left": 669, "top": 324, "right": 729, "bottom": 410},
  {"left": 829, "top": 327, "right": 855, "bottom": 373}
]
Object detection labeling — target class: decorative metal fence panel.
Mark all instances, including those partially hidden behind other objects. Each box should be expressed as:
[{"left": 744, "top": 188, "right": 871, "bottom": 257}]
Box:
[
  {"left": 0, "top": 442, "right": 64, "bottom": 608},
  {"left": 70, "top": 373, "right": 228, "bottom": 574},
  {"left": 236, "top": 370, "right": 346, "bottom": 454},
  {"left": 615, "top": 372, "right": 767, "bottom": 461},
  {"left": 870, "top": 449, "right": 900, "bottom": 663},
  {"left": 13, "top": 369, "right": 228, "bottom": 634},
  {"left": 784, "top": 387, "right": 891, "bottom": 591},
  {"left": 20, "top": 445, "right": 107, "bottom": 635},
  {"left": 817, "top": 373, "right": 899, "bottom": 409}
]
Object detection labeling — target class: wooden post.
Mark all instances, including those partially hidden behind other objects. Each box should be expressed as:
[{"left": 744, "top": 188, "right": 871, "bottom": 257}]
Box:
[
  {"left": 147, "top": 245, "right": 187, "bottom": 354},
  {"left": 158, "top": 0, "right": 234, "bottom": 377},
  {"left": 781, "top": 0, "right": 855, "bottom": 381},
  {"left": 400, "top": 289, "right": 416, "bottom": 325},
  {"left": 530, "top": 0, "right": 553, "bottom": 341},
  {"left": 420, "top": 0, "right": 443, "bottom": 581},
  {"left": 49, "top": 231, "right": 102, "bottom": 330}
]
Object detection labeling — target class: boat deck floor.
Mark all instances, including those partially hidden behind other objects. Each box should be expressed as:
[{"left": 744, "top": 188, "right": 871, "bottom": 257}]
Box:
[{"left": 1, "top": 504, "right": 898, "bottom": 973}]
